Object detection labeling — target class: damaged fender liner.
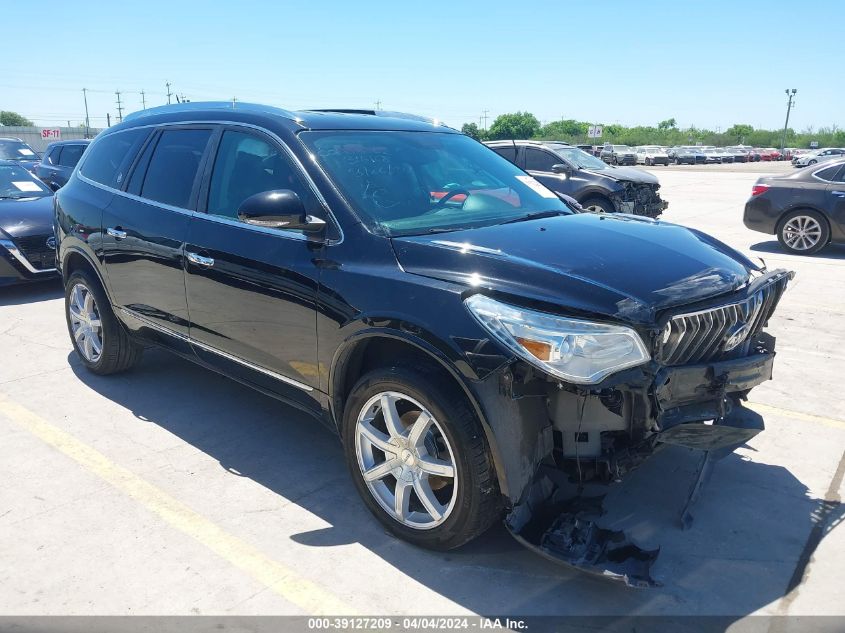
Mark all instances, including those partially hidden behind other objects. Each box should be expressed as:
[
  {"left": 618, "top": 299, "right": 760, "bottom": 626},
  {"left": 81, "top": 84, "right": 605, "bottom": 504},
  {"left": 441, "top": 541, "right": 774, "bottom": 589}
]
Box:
[{"left": 503, "top": 347, "right": 777, "bottom": 588}]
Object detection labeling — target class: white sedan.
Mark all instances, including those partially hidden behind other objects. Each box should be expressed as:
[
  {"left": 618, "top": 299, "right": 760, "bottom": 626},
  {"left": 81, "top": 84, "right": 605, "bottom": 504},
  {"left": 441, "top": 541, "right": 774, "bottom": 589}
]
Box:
[{"left": 793, "top": 148, "right": 845, "bottom": 167}]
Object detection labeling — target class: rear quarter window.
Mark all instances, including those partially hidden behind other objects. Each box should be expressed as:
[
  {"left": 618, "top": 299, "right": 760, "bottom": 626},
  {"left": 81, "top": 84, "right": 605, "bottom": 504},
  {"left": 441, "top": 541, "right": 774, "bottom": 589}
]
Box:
[{"left": 80, "top": 129, "right": 149, "bottom": 188}]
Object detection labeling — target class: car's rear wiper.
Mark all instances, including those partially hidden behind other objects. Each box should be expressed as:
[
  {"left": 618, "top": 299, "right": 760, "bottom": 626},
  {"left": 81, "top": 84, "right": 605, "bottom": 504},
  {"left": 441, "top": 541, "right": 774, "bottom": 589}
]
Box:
[{"left": 499, "top": 210, "right": 569, "bottom": 225}]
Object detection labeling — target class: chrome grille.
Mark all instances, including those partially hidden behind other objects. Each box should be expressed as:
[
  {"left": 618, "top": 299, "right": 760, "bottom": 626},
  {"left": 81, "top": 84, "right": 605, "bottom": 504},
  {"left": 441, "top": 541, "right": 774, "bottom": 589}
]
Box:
[{"left": 656, "top": 274, "right": 789, "bottom": 366}]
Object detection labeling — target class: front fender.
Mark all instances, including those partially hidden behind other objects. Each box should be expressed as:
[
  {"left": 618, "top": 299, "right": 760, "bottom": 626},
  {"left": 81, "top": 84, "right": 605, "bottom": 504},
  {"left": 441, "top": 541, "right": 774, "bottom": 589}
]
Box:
[{"left": 329, "top": 325, "right": 543, "bottom": 501}]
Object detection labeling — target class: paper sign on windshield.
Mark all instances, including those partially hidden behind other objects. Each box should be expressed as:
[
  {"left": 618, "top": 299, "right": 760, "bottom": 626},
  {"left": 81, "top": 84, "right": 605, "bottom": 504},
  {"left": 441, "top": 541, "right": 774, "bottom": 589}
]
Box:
[
  {"left": 17, "top": 148, "right": 36, "bottom": 156},
  {"left": 12, "top": 181, "right": 42, "bottom": 192},
  {"left": 515, "top": 175, "right": 558, "bottom": 199}
]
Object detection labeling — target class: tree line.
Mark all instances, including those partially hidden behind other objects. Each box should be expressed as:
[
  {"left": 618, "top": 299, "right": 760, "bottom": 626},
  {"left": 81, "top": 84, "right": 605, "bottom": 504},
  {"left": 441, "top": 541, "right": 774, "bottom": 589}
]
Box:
[{"left": 461, "top": 112, "right": 845, "bottom": 148}]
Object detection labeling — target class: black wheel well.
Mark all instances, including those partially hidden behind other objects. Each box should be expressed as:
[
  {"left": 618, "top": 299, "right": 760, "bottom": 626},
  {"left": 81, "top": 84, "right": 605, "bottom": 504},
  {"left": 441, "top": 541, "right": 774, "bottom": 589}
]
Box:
[
  {"left": 63, "top": 251, "right": 96, "bottom": 283},
  {"left": 333, "top": 336, "right": 457, "bottom": 425}
]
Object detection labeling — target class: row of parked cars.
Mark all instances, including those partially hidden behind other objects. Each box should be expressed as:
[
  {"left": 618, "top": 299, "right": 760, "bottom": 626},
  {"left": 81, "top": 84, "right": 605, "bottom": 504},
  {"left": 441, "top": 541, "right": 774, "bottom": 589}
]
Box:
[{"left": 596, "top": 144, "right": 801, "bottom": 166}]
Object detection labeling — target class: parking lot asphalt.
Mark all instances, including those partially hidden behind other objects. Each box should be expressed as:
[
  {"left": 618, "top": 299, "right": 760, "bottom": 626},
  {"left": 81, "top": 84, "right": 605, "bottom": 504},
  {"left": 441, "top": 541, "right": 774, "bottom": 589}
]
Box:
[{"left": 1, "top": 162, "right": 843, "bottom": 619}]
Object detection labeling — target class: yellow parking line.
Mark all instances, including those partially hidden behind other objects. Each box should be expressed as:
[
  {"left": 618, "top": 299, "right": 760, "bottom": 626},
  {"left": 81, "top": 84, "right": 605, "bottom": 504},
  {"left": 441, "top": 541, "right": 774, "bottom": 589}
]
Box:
[
  {"left": 746, "top": 401, "right": 845, "bottom": 430},
  {"left": 0, "top": 394, "right": 356, "bottom": 615}
]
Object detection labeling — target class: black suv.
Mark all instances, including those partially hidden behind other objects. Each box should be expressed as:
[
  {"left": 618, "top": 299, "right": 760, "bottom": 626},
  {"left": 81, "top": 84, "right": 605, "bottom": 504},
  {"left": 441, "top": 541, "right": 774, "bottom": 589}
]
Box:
[
  {"left": 486, "top": 140, "right": 668, "bottom": 217},
  {"left": 34, "top": 139, "right": 91, "bottom": 190},
  {"left": 56, "top": 103, "right": 792, "bottom": 585}
]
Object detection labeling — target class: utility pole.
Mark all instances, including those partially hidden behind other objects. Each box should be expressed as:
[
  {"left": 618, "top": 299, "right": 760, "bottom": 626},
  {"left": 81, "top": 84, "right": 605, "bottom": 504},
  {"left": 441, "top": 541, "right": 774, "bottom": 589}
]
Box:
[
  {"left": 106, "top": 113, "right": 111, "bottom": 127},
  {"left": 166, "top": 81, "right": 172, "bottom": 105},
  {"left": 232, "top": 96, "right": 237, "bottom": 108},
  {"left": 781, "top": 88, "right": 797, "bottom": 155},
  {"left": 82, "top": 88, "right": 91, "bottom": 137},
  {"left": 482, "top": 109, "right": 489, "bottom": 132},
  {"left": 115, "top": 90, "right": 124, "bottom": 122},
  {"left": 140, "top": 90, "right": 147, "bottom": 110},
  {"left": 374, "top": 100, "right": 382, "bottom": 110}
]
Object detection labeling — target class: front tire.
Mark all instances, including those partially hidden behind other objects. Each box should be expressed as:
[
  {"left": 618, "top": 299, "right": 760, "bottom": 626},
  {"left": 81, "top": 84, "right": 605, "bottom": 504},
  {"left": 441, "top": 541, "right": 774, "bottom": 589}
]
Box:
[
  {"left": 342, "top": 365, "right": 500, "bottom": 551},
  {"left": 65, "top": 269, "right": 143, "bottom": 375},
  {"left": 777, "top": 209, "right": 829, "bottom": 255},
  {"left": 581, "top": 196, "right": 615, "bottom": 214}
]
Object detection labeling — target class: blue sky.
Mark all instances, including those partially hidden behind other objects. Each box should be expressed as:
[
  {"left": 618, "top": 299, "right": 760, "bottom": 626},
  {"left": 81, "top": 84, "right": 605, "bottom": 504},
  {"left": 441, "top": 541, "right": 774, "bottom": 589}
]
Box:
[{"left": 3, "top": 0, "right": 842, "bottom": 132}]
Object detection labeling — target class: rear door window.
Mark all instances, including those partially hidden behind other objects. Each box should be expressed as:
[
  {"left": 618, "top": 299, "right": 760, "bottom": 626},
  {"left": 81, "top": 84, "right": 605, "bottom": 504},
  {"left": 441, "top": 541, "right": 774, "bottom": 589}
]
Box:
[
  {"left": 57, "top": 144, "right": 85, "bottom": 168},
  {"left": 80, "top": 129, "right": 149, "bottom": 188},
  {"left": 140, "top": 129, "right": 213, "bottom": 208},
  {"left": 815, "top": 165, "right": 840, "bottom": 181},
  {"left": 491, "top": 146, "right": 517, "bottom": 163},
  {"left": 524, "top": 148, "right": 558, "bottom": 172}
]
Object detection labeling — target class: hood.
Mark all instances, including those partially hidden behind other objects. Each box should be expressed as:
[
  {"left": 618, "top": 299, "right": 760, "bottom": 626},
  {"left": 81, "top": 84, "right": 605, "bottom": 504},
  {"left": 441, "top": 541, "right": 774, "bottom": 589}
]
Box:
[
  {"left": 392, "top": 213, "right": 756, "bottom": 325},
  {"left": 585, "top": 166, "right": 658, "bottom": 185},
  {"left": 0, "top": 195, "right": 55, "bottom": 239}
]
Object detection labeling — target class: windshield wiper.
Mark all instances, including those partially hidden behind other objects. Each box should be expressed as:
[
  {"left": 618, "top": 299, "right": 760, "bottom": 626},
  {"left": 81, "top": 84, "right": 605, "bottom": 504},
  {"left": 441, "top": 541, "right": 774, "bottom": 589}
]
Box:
[{"left": 500, "top": 210, "right": 568, "bottom": 225}]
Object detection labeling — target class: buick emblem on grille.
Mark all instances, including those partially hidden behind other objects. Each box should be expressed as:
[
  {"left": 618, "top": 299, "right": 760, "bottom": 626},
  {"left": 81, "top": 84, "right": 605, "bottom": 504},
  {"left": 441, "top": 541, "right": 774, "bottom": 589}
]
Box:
[
  {"left": 722, "top": 322, "right": 751, "bottom": 352},
  {"left": 46, "top": 236, "right": 57, "bottom": 249}
]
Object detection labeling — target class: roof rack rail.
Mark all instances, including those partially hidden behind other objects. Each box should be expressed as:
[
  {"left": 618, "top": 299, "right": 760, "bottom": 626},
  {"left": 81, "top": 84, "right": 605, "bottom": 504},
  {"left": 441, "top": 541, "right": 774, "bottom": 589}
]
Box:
[
  {"left": 123, "top": 101, "right": 298, "bottom": 123},
  {"left": 306, "top": 109, "right": 445, "bottom": 126}
]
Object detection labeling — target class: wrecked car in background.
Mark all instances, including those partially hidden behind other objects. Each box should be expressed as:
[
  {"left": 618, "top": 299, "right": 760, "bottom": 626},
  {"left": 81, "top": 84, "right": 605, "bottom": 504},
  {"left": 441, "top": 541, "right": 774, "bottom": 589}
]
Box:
[
  {"left": 487, "top": 140, "right": 668, "bottom": 217},
  {"left": 56, "top": 103, "right": 793, "bottom": 590}
]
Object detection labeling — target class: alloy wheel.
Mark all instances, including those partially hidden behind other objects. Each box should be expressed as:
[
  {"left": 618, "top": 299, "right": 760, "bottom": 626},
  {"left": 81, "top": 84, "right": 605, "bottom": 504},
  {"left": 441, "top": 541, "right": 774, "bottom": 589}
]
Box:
[
  {"left": 354, "top": 391, "right": 458, "bottom": 529},
  {"left": 69, "top": 283, "right": 103, "bottom": 362},
  {"left": 783, "top": 215, "right": 823, "bottom": 251}
]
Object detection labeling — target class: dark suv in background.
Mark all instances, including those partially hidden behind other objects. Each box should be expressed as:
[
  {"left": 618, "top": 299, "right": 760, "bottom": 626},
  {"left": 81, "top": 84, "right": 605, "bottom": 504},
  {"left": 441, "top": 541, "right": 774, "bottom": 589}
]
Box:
[
  {"left": 34, "top": 139, "right": 90, "bottom": 190},
  {"left": 486, "top": 140, "right": 668, "bottom": 217},
  {"left": 600, "top": 144, "right": 637, "bottom": 165},
  {"left": 55, "top": 102, "right": 792, "bottom": 586}
]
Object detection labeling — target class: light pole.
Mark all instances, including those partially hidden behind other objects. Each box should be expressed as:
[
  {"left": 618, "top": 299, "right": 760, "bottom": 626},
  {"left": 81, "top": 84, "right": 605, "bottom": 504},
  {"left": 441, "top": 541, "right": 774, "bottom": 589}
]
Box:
[{"left": 781, "top": 89, "right": 797, "bottom": 155}]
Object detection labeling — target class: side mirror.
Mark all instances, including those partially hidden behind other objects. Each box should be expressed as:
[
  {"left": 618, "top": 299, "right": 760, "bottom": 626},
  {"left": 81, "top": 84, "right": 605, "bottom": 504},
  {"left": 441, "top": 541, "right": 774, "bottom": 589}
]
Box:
[
  {"left": 49, "top": 181, "right": 61, "bottom": 192},
  {"left": 551, "top": 163, "right": 572, "bottom": 175},
  {"left": 236, "top": 190, "right": 326, "bottom": 233}
]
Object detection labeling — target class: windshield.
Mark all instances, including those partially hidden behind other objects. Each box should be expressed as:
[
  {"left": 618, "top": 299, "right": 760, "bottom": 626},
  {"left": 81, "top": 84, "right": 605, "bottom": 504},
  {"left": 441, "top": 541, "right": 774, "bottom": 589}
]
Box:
[
  {"left": 551, "top": 146, "right": 607, "bottom": 170},
  {"left": 299, "top": 131, "right": 570, "bottom": 236},
  {"left": 0, "top": 141, "right": 38, "bottom": 160},
  {"left": 614, "top": 145, "right": 631, "bottom": 151},
  {"left": 0, "top": 140, "right": 39, "bottom": 161},
  {"left": 0, "top": 164, "right": 52, "bottom": 198}
]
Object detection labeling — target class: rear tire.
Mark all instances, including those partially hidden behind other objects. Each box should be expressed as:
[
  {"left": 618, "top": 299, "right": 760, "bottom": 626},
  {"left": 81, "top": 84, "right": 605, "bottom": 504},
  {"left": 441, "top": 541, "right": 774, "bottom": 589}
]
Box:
[
  {"left": 65, "top": 269, "right": 143, "bottom": 375},
  {"left": 776, "top": 209, "right": 829, "bottom": 255},
  {"left": 342, "top": 365, "right": 500, "bottom": 551}
]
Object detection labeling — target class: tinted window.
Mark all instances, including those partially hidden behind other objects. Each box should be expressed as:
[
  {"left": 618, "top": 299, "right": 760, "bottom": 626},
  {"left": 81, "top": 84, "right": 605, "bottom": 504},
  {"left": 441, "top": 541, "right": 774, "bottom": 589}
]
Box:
[
  {"left": 80, "top": 129, "right": 148, "bottom": 187},
  {"left": 206, "top": 130, "right": 312, "bottom": 220},
  {"left": 524, "top": 148, "right": 558, "bottom": 172},
  {"left": 58, "top": 144, "right": 85, "bottom": 168},
  {"left": 816, "top": 165, "right": 842, "bottom": 182},
  {"left": 140, "top": 129, "right": 212, "bottom": 208},
  {"left": 492, "top": 146, "right": 516, "bottom": 163},
  {"left": 815, "top": 165, "right": 845, "bottom": 182},
  {"left": 46, "top": 146, "right": 62, "bottom": 165}
]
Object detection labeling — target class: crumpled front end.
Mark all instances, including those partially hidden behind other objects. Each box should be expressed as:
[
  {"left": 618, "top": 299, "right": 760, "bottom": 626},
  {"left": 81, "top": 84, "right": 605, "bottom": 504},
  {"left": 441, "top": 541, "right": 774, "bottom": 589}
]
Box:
[
  {"left": 494, "top": 269, "right": 794, "bottom": 587},
  {"left": 611, "top": 181, "right": 668, "bottom": 218}
]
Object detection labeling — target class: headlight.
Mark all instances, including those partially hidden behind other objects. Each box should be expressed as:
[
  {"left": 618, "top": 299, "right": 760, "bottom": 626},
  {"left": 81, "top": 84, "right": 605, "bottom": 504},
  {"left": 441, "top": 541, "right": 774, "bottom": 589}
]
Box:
[{"left": 465, "top": 295, "right": 650, "bottom": 384}]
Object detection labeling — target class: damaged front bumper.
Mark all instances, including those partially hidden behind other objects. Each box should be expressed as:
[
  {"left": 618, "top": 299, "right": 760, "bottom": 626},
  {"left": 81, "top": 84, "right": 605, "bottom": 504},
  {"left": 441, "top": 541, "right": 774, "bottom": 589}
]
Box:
[
  {"left": 612, "top": 183, "right": 668, "bottom": 218},
  {"left": 478, "top": 264, "right": 793, "bottom": 586},
  {"left": 503, "top": 347, "right": 775, "bottom": 587}
]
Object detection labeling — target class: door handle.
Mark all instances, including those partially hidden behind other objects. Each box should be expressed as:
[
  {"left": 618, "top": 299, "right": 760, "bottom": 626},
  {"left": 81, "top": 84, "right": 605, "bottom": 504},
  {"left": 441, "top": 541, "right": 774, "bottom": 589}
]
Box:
[
  {"left": 106, "top": 227, "right": 127, "bottom": 240},
  {"left": 186, "top": 252, "right": 214, "bottom": 267},
  {"left": 831, "top": 191, "right": 845, "bottom": 197}
]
